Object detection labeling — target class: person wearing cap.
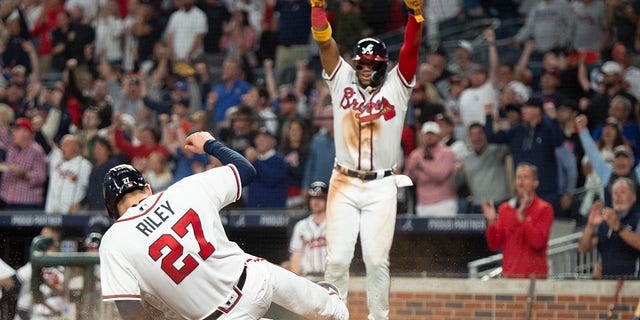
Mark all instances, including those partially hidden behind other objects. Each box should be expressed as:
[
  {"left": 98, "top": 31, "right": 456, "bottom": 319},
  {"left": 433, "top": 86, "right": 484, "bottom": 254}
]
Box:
[
  {"left": 404, "top": 121, "right": 458, "bottom": 216},
  {"left": 485, "top": 97, "right": 566, "bottom": 214},
  {"left": 244, "top": 128, "right": 288, "bottom": 209},
  {"left": 457, "top": 29, "right": 500, "bottom": 139},
  {"left": 584, "top": 60, "right": 638, "bottom": 132},
  {"left": 288, "top": 181, "right": 329, "bottom": 281},
  {"left": 576, "top": 114, "right": 640, "bottom": 208},
  {"left": 0, "top": 117, "right": 47, "bottom": 210},
  {"left": 578, "top": 177, "right": 640, "bottom": 278},
  {"left": 448, "top": 39, "right": 482, "bottom": 78}
]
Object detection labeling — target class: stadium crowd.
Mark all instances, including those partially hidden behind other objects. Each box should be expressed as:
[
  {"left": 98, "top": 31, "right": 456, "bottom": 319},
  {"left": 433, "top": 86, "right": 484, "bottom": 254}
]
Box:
[{"left": 0, "top": 0, "right": 639, "bottom": 227}]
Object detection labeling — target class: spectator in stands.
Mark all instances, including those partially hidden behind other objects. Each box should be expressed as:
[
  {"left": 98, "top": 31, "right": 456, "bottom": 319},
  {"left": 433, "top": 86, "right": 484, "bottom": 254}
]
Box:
[
  {"left": 404, "top": 121, "right": 458, "bottom": 217},
  {"left": 82, "top": 136, "right": 123, "bottom": 211},
  {"left": 458, "top": 29, "right": 499, "bottom": 135},
  {"left": 448, "top": 40, "right": 482, "bottom": 79},
  {"left": 165, "top": 0, "right": 207, "bottom": 63},
  {"left": 2, "top": 14, "right": 37, "bottom": 76},
  {"left": 44, "top": 134, "right": 92, "bottom": 214},
  {"left": 131, "top": 0, "right": 166, "bottom": 68},
  {"left": 143, "top": 151, "right": 173, "bottom": 192},
  {"left": 461, "top": 123, "right": 510, "bottom": 214},
  {"left": 571, "top": 0, "right": 606, "bottom": 54},
  {"left": 425, "top": 0, "right": 464, "bottom": 48},
  {"left": 51, "top": 8, "right": 95, "bottom": 72},
  {"left": 289, "top": 181, "right": 328, "bottom": 281},
  {"left": 576, "top": 114, "right": 640, "bottom": 208},
  {"left": 583, "top": 61, "right": 638, "bottom": 133},
  {"left": 200, "top": 0, "right": 231, "bottom": 84},
  {"left": 592, "top": 96, "right": 640, "bottom": 150},
  {"left": 534, "top": 70, "right": 564, "bottom": 107},
  {"left": 578, "top": 178, "right": 640, "bottom": 278},
  {"left": 273, "top": 0, "right": 311, "bottom": 85},
  {"left": 280, "top": 118, "right": 309, "bottom": 209},
  {"left": 609, "top": 42, "right": 640, "bottom": 100},
  {"left": 220, "top": 9, "right": 258, "bottom": 69},
  {"left": 482, "top": 162, "right": 554, "bottom": 278},
  {"left": 334, "top": 0, "right": 366, "bottom": 54},
  {"left": 511, "top": 0, "right": 572, "bottom": 54},
  {"left": 207, "top": 58, "right": 251, "bottom": 125},
  {"left": 218, "top": 105, "right": 257, "bottom": 155},
  {"left": 93, "top": 1, "right": 124, "bottom": 68},
  {"left": 113, "top": 73, "right": 145, "bottom": 120},
  {"left": 241, "top": 84, "right": 278, "bottom": 136},
  {"left": 76, "top": 107, "right": 104, "bottom": 162},
  {"left": 485, "top": 97, "right": 565, "bottom": 213},
  {"left": 30, "top": 0, "right": 65, "bottom": 75},
  {"left": 0, "top": 117, "right": 47, "bottom": 210},
  {"left": 555, "top": 100, "right": 586, "bottom": 187},
  {"left": 434, "top": 113, "right": 467, "bottom": 159},
  {"left": 159, "top": 113, "right": 211, "bottom": 184},
  {"left": 602, "top": 0, "right": 640, "bottom": 54},
  {"left": 112, "top": 115, "right": 169, "bottom": 171},
  {"left": 302, "top": 106, "right": 334, "bottom": 196},
  {"left": 244, "top": 129, "right": 288, "bottom": 208}
]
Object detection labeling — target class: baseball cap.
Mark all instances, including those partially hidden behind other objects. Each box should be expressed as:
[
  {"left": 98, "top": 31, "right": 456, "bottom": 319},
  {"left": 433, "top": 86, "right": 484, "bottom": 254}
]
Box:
[
  {"left": 601, "top": 61, "right": 623, "bottom": 75},
  {"left": 557, "top": 100, "right": 579, "bottom": 113},
  {"left": 457, "top": 40, "right": 473, "bottom": 54},
  {"left": 308, "top": 181, "right": 328, "bottom": 199},
  {"left": 421, "top": 121, "right": 441, "bottom": 135},
  {"left": 12, "top": 117, "right": 32, "bottom": 133},
  {"left": 257, "top": 127, "right": 276, "bottom": 139},
  {"left": 613, "top": 145, "right": 634, "bottom": 162},
  {"left": 174, "top": 81, "right": 188, "bottom": 91},
  {"left": 11, "top": 65, "right": 26, "bottom": 76}
]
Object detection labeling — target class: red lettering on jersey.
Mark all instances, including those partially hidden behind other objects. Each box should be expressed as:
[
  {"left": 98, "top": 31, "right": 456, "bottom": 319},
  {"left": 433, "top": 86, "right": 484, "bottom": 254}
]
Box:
[{"left": 340, "top": 88, "right": 397, "bottom": 122}]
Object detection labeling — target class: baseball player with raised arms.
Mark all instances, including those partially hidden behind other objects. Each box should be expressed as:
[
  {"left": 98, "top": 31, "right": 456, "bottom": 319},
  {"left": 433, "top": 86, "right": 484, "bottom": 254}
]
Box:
[
  {"left": 310, "top": 0, "right": 423, "bottom": 319},
  {"left": 99, "top": 131, "right": 348, "bottom": 320}
]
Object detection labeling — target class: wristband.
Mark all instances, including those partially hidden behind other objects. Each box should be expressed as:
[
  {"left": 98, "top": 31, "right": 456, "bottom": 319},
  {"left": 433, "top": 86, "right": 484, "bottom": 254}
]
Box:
[{"left": 311, "top": 24, "right": 332, "bottom": 43}]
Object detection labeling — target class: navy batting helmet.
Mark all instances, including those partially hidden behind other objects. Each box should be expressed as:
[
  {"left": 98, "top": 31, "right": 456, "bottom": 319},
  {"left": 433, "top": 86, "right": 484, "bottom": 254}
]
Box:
[
  {"left": 103, "top": 164, "right": 147, "bottom": 220},
  {"left": 308, "top": 181, "right": 328, "bottom": 199},
  {"left": 353, "top": 38, "right": 389, "bottom": 89}
]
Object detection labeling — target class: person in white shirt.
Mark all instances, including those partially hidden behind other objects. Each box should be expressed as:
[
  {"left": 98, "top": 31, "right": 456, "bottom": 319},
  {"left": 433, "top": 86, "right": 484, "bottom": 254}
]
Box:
[
  {"left": 165, "top": 0, "right": 208, "bottom": 62},
  {"left": 44, "top": 134, "right": 92, "bottom": 214}
]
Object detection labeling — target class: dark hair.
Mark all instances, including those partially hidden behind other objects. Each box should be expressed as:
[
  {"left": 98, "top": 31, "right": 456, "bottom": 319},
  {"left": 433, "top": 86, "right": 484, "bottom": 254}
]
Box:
[{"left": 279, "top": 118, "right": 309, "bottom": 156}]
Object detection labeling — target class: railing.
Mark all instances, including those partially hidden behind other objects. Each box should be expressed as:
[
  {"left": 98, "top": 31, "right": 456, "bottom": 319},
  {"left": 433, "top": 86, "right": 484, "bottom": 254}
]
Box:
[{"left": 467, "top": 231, "right": 599, "bottom": 279}]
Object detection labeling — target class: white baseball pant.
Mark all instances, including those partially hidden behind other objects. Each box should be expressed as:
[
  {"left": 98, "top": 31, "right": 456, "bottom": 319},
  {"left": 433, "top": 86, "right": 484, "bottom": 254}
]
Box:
[{"left": 324, "top": 172, "right": 398, "bottom": 320}]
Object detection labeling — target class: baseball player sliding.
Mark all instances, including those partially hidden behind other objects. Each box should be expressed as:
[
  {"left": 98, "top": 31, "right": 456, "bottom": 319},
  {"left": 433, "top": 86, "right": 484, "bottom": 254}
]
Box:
[
  {"left": 99, "top": 131, "right": 348, "bottom": 319},
  {"left": 311, "top": 0, "right": 423, "bottom": 319}
]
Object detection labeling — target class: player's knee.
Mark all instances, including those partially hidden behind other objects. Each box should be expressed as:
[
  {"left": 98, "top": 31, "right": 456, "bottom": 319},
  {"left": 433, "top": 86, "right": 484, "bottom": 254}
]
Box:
[{"left": 363, "top": 255, "right": 389, "bottom": 270}]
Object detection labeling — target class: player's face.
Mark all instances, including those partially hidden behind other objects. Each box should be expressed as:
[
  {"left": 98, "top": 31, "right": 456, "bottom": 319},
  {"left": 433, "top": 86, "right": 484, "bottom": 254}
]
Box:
[
  {"left": 309, "top": 196, "right": 326, "bottom": 213},
  {"left": 356, "top": 59, "right": 384, "bottom": 87}
]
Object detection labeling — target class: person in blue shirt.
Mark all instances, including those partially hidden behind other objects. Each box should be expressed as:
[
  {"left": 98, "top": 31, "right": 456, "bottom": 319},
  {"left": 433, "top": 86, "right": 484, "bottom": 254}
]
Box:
[
  {"left": 206, "top": 58, "right": 251, "bottom": 125},
  {"left": 244, "top": 129, "right": 288, "bottom": 208}
]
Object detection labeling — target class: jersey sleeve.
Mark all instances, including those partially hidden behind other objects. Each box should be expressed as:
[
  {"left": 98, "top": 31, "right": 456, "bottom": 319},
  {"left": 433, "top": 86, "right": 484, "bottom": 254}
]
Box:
[
  {"left": 100, "top": 244, "right": 141, "bottom": 301},
  {"left": 174, "top": 165, "right": 242, "bottom": 209},
  {"left": 322, "top": 57, "right": 352, "bottom": 95}
]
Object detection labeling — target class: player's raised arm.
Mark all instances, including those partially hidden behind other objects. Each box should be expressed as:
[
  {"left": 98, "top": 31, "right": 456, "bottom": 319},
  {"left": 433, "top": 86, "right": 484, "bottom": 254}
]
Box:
[
  {"left": 310, "top": 0, "right": 340, "bottom": 75},
  {"left": 184, "top": 131, "right": 256, "bottom": 186},
  {"left": 397, "top": 0, "right": 424, "bottom": 83}
]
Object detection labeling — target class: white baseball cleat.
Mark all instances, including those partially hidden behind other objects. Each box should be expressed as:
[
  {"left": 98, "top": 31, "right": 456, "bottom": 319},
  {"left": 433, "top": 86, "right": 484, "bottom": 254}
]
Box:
[{"left": 317, "top": 281, "right": 343, "bottom": 301}]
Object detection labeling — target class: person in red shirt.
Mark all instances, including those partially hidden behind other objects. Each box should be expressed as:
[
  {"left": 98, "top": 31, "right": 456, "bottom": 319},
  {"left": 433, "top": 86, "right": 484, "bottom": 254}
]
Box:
[
  {"left": 112, "top": 114, "right": 169, "bottom": 172},
  {"left": 481, "top": 162, "right": 554, "bottom": 278}
]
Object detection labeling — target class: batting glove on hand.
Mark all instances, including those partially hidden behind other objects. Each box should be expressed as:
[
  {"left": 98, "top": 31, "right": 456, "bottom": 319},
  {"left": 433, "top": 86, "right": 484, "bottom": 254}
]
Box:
[
  {"left": 310, "top": 0, "right": 324, "bottom": 7},
  {"left": 403, "top": 0, "right": 423, "bottom": 11}
]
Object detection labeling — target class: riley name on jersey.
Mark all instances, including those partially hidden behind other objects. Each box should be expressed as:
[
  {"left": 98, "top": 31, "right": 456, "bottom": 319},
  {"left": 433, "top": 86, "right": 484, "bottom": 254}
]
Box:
[{"left": 133, "top": 199, "right": 177, "bottom": 237}]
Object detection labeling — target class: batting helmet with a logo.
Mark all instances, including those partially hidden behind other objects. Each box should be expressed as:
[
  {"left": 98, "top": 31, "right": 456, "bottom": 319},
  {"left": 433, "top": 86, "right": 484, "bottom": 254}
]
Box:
[
  {"left": 353, "top": 38, "right": 389, "bottom": 89},
  {"left": 103, "top": 164, "right": 147, "bottom": 220}
]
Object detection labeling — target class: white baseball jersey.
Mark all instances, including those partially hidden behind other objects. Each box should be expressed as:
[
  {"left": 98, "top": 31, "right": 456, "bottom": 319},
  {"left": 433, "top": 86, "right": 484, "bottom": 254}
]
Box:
[
  {"left": 44, "top": 149, "right": 92, "bottom": 214},
  {"left": 289, "top": 216, "right": 327, "bottom": 276},
  {"left": 324, "top": 57, "right": 414, "bottom": 171},
  {"left": 14, "top": 263, "right": 65, "bottom": 319},
  {"left": 100, "top": 165, "right": 247, "bottom": 319}
]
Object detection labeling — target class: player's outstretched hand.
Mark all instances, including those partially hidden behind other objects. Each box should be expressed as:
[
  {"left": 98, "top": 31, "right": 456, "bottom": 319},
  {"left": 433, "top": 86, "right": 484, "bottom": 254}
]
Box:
[{"left": 184, "top": 131, "right": 215, "bottom": 154}]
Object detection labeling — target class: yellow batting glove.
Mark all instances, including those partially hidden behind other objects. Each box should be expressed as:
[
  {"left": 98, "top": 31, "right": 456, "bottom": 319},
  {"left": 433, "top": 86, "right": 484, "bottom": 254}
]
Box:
[
  {"left": 404, "top": 0, "right": 424, "bottom": 22},
  {"left": 310, "top": 0, "right": 325, "bottom": 8}
]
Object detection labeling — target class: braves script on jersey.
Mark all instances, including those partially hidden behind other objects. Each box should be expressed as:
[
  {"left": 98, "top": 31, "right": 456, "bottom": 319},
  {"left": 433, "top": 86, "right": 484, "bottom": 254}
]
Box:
[
  {"left": 100, "top": 165, "right": 245, "bottom": 319},
  {"left": 289, "top": 216, "right": 327, "bottom": 275},
  {"left": 325, "top": 57, "right": 413, "bottom": 171}
]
